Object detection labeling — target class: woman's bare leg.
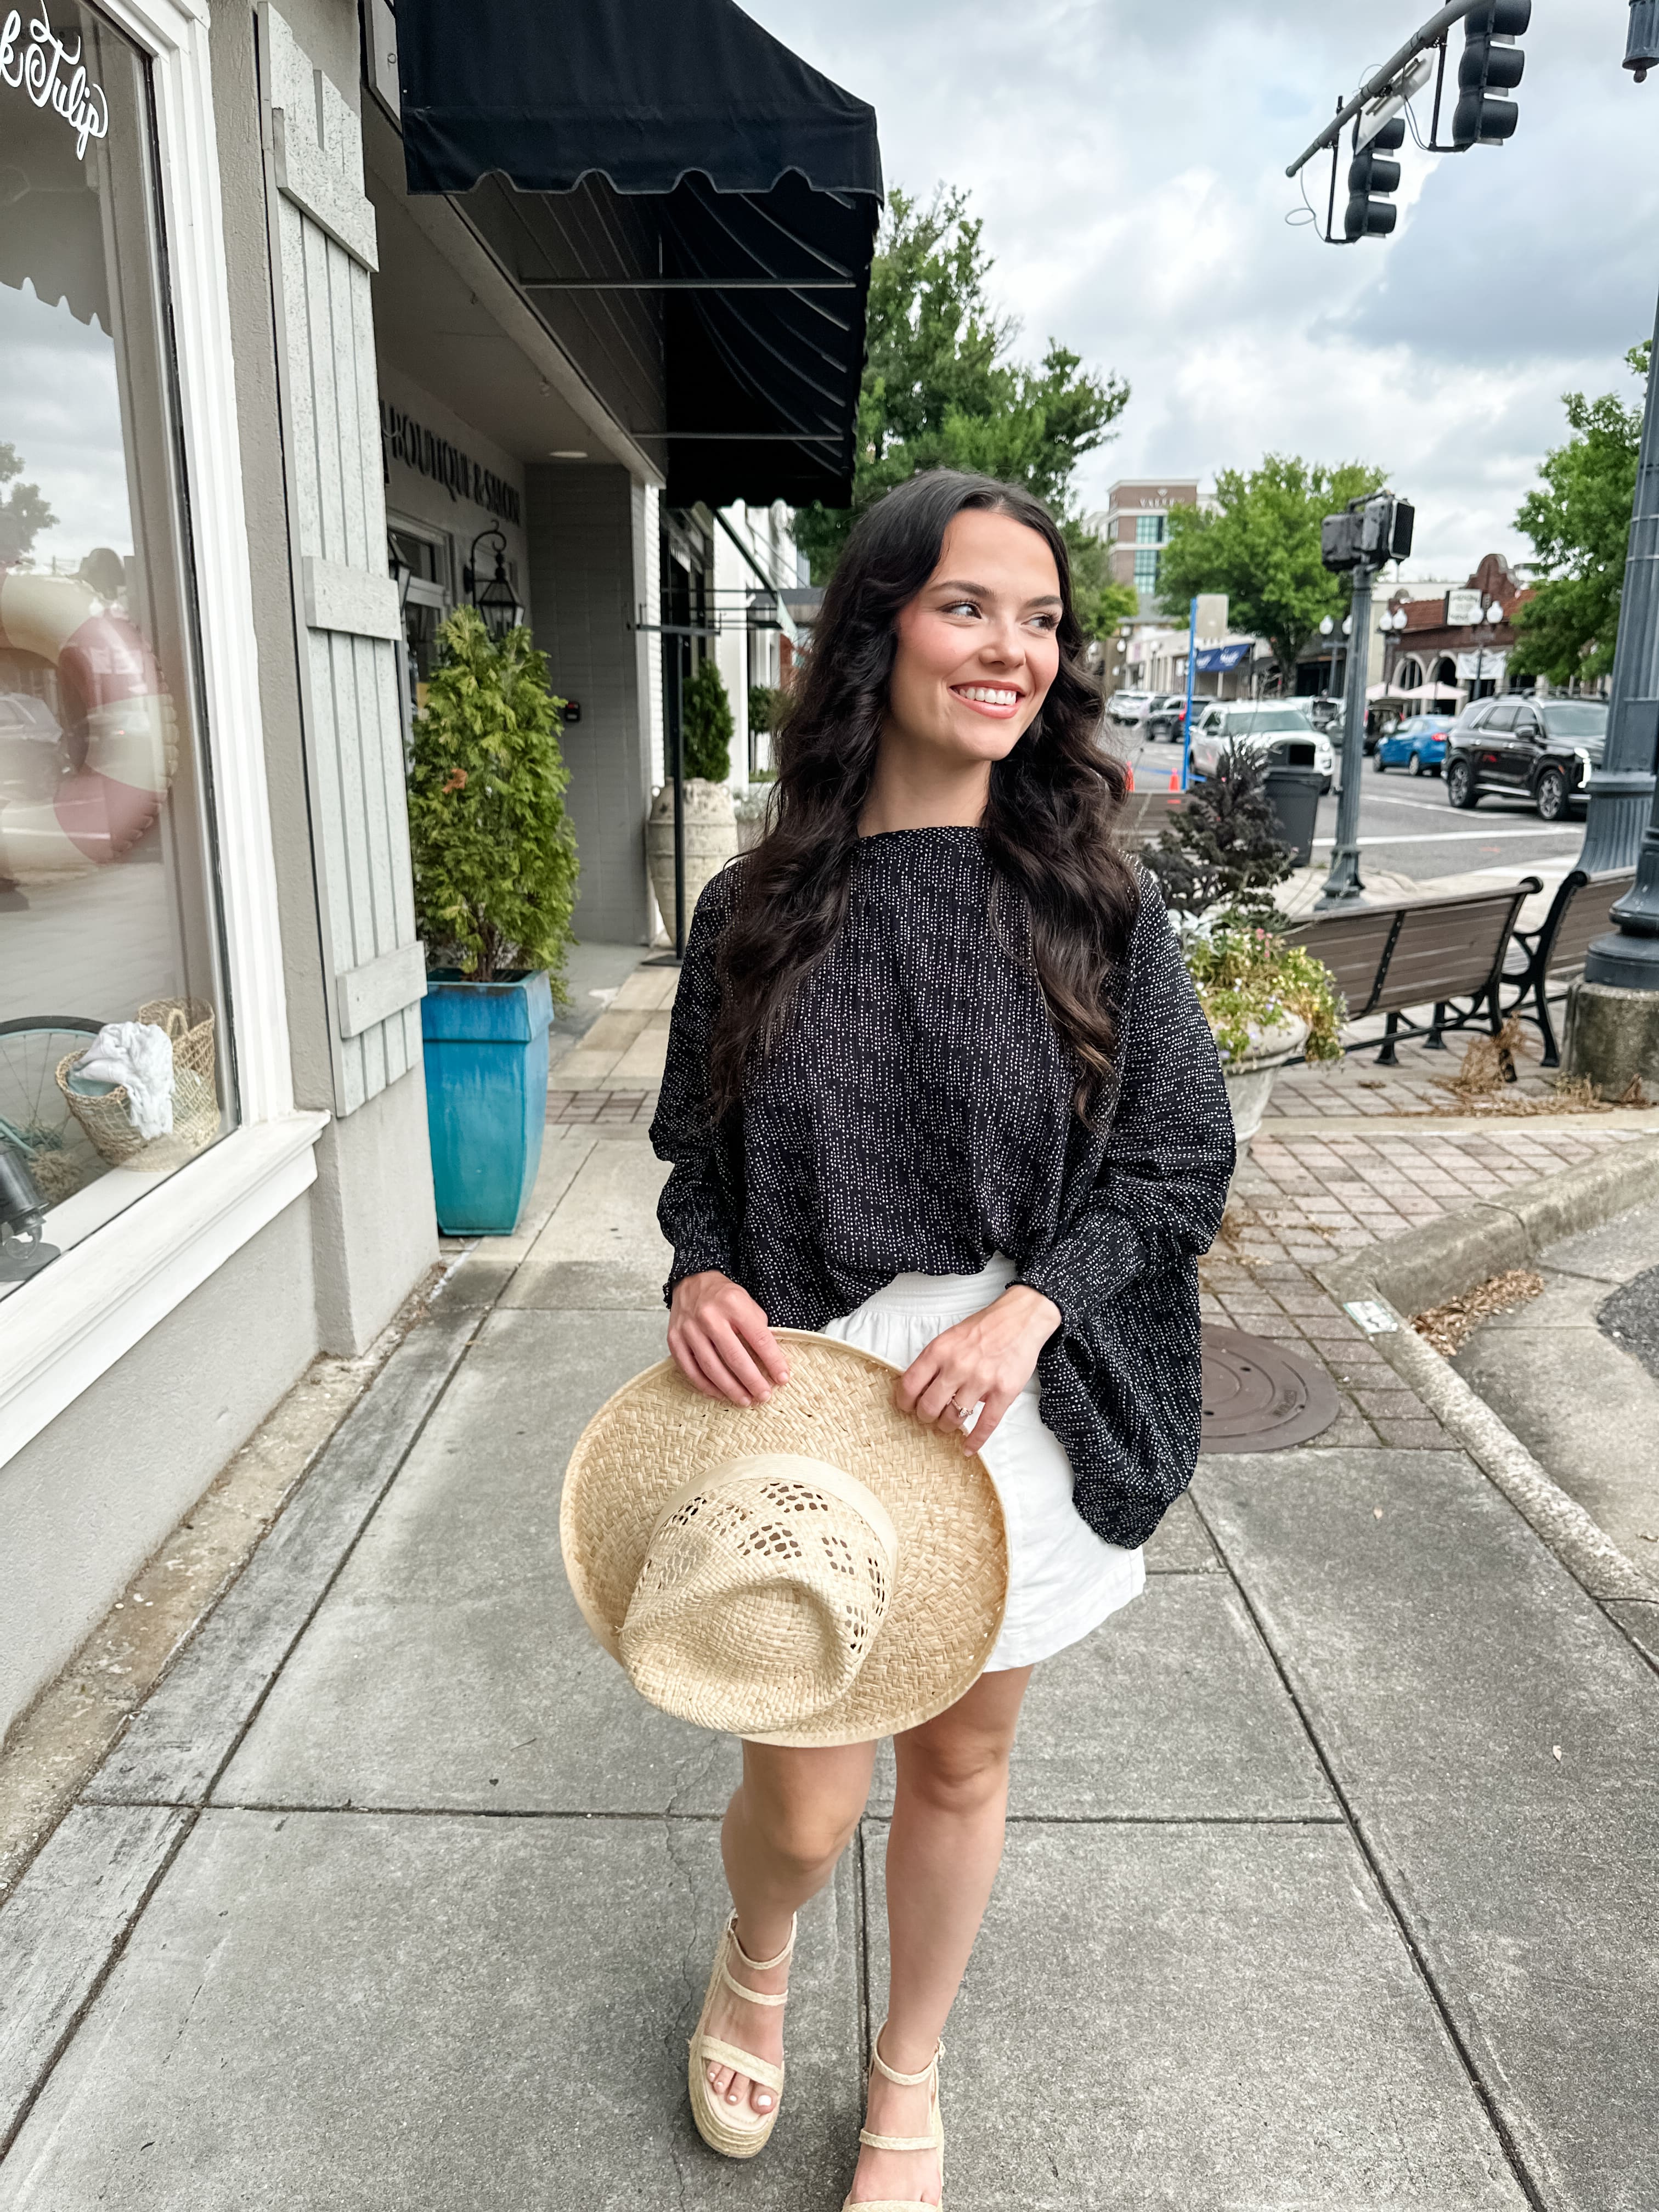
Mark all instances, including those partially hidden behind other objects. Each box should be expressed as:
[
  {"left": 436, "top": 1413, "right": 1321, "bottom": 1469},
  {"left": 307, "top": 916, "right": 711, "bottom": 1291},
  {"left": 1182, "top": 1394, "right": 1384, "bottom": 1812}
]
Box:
[
  {"left": 849, "top": 1664, "right": 1035, "bottom": 2207},
  {"left": 702, "top": 1736, "right": 877, "bottom": 2119}
]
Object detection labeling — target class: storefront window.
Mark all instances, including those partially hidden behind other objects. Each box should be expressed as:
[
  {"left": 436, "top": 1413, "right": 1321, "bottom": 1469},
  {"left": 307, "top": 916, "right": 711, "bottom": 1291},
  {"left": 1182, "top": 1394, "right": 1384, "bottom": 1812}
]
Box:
[
  {"left": 388, "top": 521, "right": 451, "bottom": 721},
  {"left": 0, "top": 4, "right": 235, "bottom": 1299}
]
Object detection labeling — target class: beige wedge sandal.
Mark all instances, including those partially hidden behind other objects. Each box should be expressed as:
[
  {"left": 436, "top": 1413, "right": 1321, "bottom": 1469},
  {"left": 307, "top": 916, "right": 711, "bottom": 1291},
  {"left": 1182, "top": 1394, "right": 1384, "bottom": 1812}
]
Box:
[
  {"left": 841, "top": 2024, "right": 945, "bottom": 2210},
  {"left": 687, "top": 1910, "right": 797, "bottom": 2158}
]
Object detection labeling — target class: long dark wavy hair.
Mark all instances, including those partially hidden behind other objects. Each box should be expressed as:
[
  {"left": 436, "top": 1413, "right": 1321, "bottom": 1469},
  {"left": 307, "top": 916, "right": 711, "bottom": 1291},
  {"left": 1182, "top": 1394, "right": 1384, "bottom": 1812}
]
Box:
[{"left": 708, "top": 470, "right": 1140, "bottom": 1122}]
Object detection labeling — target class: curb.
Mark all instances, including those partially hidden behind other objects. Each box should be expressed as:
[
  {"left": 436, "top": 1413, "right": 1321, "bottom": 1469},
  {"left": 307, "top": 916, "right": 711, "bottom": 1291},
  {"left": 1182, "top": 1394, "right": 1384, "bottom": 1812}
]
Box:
[{"left": 1317, "top": 1131, "right": 1659, "bottom": 1611}]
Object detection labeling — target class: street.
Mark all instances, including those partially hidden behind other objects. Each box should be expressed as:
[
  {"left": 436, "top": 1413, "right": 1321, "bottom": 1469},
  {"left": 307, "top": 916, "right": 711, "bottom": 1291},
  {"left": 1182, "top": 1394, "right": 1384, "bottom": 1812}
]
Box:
[{"left": 1125, "top": 732, "right": 1591, "bottom": 887}]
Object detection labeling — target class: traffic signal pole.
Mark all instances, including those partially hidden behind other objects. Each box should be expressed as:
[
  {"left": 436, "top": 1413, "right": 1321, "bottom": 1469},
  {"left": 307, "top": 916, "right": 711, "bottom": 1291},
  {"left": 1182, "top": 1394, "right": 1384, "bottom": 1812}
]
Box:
[{"left": 1315, "top": 558, "right": 1375, "bottom": 906}]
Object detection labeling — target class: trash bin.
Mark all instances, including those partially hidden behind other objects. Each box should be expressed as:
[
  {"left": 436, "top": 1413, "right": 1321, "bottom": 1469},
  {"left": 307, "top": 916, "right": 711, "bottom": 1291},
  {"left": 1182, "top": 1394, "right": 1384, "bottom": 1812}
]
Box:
[{"left": 1263, "top": 760, "right": 1323, "bottom": 869}]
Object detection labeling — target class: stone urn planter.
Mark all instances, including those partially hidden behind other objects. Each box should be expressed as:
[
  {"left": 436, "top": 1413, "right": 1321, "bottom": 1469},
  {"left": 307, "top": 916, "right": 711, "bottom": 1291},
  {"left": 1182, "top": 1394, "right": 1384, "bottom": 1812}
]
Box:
[
  {"left": 647, "top": 777, "right": 738, "bottom": 939},
  {"left": 733, "top": 782, "right": 772, "bottom": 854},
  {"left": 1220, "top": 1013, "right": 1308, "bottom": 1153}
]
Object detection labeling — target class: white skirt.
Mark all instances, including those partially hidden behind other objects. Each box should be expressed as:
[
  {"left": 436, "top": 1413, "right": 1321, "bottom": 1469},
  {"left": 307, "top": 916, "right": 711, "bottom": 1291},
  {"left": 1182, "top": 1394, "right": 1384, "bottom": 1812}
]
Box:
[{"left": 820, "top": 1253, "right": 1144, "bottom": 1672}]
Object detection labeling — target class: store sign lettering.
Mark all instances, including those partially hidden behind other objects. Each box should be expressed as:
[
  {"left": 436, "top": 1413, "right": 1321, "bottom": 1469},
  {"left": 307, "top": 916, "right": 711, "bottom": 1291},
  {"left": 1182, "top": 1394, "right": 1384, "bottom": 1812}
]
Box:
[
  {"left": 380, "top": 404, "right": 522, "bottom": 526},
  {"left": 0, "top": 10, "right": 110, "bottom": 159}
]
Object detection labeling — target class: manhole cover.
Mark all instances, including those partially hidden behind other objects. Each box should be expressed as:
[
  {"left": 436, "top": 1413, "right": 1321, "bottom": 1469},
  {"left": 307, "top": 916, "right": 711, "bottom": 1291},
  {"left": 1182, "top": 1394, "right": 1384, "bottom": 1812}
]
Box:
[{"left": 1200, "top": 1326, "right": 1342, "bottom": 1452}]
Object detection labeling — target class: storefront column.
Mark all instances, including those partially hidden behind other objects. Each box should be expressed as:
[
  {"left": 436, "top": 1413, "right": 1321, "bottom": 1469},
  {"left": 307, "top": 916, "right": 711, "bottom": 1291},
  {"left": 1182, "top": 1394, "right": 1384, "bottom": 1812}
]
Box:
[{"left": 524, "top": 462, "right": 657, "bottom": 945}]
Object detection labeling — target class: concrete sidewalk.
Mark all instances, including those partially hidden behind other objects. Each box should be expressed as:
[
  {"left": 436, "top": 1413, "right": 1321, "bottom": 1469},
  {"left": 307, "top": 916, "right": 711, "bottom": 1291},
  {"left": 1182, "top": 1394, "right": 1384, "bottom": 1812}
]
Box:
[{"left": 3, "top": 1105, "right": 1657, "bottom": 2205}]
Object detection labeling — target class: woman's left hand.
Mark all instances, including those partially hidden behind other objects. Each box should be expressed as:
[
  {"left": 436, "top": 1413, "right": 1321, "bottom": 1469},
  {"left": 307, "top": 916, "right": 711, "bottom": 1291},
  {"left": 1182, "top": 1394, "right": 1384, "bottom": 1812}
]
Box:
[{"left": 894, "top": 1285, "right": 1063, "bottom": 1453}]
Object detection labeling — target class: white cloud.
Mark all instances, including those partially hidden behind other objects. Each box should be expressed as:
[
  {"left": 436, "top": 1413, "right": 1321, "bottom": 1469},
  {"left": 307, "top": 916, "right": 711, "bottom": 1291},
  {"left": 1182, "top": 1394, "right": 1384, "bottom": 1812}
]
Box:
[{"left": 742, "top": 0, "right": 1659, "bottom": 579}]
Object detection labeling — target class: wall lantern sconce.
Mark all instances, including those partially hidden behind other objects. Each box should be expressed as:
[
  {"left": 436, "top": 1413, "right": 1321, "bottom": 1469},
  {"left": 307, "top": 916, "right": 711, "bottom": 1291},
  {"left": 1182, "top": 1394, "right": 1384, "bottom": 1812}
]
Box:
[
  {"left": 464, "top": 525, "right": 523, "bottom": 642},
  {"left": 387, "top": 533, "right": 413, "bottom": 613}
]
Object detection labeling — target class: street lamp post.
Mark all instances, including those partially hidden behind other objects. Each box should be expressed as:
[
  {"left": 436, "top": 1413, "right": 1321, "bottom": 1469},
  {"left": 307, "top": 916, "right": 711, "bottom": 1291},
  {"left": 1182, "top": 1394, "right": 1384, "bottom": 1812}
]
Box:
[
  {"left": 1576, "top": 284, "right": 1659, "bottom": 970},
  {"left": 1466, "top": 597, "right": 1505, "bottom": 706},
  {"left": 1555, "top": 10, "right": 1659, "bottom": 1086}
]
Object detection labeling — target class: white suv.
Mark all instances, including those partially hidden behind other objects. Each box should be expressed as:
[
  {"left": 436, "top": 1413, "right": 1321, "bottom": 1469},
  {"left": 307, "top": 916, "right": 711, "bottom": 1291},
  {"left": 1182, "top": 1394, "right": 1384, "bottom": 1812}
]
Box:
[
  {"left": 1107, "top": 689, "right": 1156, "bottom": 727},
  {"left": 1188, "top": 703, "right": 1334, "bottom": 792}
]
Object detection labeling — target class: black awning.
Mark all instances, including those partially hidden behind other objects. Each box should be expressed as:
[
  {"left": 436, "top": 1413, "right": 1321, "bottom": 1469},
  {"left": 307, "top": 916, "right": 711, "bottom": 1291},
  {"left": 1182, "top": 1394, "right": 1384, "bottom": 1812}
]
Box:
[{"left": 393, "top": 0, "right": 882, "bottom": 509}]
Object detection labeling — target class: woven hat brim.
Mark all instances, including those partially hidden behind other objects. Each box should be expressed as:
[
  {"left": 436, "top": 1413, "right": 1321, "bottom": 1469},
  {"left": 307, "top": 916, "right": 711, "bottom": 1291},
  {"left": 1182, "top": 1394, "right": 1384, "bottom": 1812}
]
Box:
[{"left": 560, "top": 1331, "right": 1008, "bottom": 1747}]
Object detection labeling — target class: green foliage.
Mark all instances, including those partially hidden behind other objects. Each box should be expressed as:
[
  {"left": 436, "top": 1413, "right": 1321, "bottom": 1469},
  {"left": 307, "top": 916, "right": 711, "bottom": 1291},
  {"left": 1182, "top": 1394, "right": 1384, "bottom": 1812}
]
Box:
[
  {"left": 1184, "top": 921, "right": 1346, "bottom": 1065},
  {"left": 793, "top": 187, "right": 1130, "bottom": 584},
  {"left": 1066, "top": 534, "right": 1139, "bottom": 644},
  {"left": 747, "top": 682, "right": 785, "bottom": 737},
  {"left": 408, "top": 608, "right": 578, "bottom": 989},
  {"left": 1509, "top": 343, "right": 1650, "bottom": 686},
  {"left": 0, "top": 441, "right": 56, "bottom": 564},
  {"left": 682, "top": 658, "right": 733, "bottom": 782},
  {"left": 1140, "top": 741, "right": 1295, "bottom": 927},
  {"left": 1156, "top": 455, "right": 1387, "bottom": 689}
]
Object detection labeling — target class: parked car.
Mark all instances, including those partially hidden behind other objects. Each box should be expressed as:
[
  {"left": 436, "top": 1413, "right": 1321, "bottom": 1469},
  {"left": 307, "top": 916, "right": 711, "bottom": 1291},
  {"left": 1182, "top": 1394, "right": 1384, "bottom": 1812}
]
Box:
[
  {"left": 1144, "top": 691, "right": 1195, "bottom": 742},
  {"left": 1372, "top": 713, "right": 1452, "bottom": 777},
  {"left": 1107, "top": 688, "right": 1156, "bottom": 728},
  {"left": 1188, "top": 702, "right": 1335, "bottom": 792},
  {"left": 0, "top": 691, "right": 66, "bottom": 804},
  {"left": 1443, "top": 696, "right": 1608, "bottom": 819}
]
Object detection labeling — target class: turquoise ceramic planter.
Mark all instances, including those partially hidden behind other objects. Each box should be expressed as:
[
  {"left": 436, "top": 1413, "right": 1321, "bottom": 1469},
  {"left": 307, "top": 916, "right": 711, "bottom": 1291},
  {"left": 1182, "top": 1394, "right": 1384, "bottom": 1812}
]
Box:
[{"left": 421, "top": 968, "right": 553, "bottom": 1234}]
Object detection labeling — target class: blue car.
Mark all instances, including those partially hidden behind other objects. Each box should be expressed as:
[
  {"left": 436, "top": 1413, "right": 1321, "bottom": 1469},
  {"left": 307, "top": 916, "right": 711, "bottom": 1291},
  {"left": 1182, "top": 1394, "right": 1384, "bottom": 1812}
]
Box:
[{"left": 1372, "top": 714, "right": 1452, "bottom": 777}]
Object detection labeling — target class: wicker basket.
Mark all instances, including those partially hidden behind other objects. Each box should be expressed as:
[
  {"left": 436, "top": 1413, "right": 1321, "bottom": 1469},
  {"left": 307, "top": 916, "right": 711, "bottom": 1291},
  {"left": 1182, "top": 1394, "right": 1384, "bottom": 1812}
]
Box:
[{"left": 55, "top": 998, "right": 220, "bottom": 1170}]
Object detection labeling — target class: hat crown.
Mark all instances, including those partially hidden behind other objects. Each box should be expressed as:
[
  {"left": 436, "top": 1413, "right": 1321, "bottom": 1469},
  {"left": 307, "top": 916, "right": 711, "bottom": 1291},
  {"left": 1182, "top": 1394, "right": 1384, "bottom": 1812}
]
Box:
[{"left": 619, "top": 1453, "right": 898, "bottom": 1734}]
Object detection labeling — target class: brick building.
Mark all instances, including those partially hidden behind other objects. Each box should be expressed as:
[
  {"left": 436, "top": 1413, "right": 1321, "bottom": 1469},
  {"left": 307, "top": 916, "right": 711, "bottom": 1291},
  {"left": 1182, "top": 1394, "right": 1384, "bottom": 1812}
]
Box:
[
  {"left": 1382, "top": 554, "right": 1530, "bottom": 704},
  {"left": 1102, "top": 479, "right": 1201, "bottom": 613}
]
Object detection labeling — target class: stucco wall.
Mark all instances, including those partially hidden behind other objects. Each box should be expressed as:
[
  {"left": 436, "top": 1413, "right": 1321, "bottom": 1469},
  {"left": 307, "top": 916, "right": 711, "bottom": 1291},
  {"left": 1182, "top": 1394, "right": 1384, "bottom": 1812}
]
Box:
[{"left": 0, "top": 1195, "right": 318, "bottom": 1745}]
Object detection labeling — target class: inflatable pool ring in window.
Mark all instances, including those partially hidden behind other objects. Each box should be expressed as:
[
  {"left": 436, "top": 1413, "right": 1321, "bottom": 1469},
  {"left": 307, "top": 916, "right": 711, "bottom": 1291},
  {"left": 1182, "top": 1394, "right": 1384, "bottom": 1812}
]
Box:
[{"left": 0, "top": 565, "right": 179, "bottom": 884}]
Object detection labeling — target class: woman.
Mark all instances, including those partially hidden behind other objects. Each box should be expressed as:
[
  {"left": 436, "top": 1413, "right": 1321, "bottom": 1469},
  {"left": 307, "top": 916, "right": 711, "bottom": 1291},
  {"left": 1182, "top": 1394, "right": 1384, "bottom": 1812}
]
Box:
[{"left": 650, "top": 469, "right": 1234, "bottom": 2206}]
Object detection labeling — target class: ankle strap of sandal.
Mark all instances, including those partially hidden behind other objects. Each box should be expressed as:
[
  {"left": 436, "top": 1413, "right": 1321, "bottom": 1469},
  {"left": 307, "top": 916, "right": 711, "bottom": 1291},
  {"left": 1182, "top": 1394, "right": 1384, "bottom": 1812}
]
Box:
[
  {"left": 870, "top": 2023, "right": 942, "bottom": 2088},
  {"left": 727, "top": 1911, "right": 797, "bottom": 1977}
]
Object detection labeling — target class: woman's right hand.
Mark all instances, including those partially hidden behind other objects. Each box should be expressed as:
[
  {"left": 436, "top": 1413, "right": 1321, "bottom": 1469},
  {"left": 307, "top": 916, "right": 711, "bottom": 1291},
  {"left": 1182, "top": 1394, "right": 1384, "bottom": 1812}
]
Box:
[{"left": 668, "top": 1271, "right": 791, "bottom": 1407}]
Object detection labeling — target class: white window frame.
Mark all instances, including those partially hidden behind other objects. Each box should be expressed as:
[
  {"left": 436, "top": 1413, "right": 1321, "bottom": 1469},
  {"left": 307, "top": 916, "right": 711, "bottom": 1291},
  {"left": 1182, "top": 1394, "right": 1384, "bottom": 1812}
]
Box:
[{"left": 1, "top": 0, "right": 325, "bottom": 1468}]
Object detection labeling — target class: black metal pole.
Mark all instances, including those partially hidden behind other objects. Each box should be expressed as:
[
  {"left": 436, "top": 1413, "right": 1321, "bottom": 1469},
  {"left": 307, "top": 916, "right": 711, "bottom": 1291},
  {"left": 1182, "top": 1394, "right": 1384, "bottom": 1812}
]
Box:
[
  {"left": 671, "top": 652, "right": 687, "bottom": 958},
  {"left": 1579, "top": 273, "right": 1659, "bottom": 981},
  {"left": 1316, "top": 561, "right": 1375, "bottom": 906}
]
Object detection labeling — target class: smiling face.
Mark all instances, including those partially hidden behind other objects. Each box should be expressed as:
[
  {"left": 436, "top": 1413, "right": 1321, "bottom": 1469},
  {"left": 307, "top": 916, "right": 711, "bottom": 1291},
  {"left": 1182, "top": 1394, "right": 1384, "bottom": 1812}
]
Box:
[{"left": 882, "top": 507, "right": 1064, "bottom": 779}]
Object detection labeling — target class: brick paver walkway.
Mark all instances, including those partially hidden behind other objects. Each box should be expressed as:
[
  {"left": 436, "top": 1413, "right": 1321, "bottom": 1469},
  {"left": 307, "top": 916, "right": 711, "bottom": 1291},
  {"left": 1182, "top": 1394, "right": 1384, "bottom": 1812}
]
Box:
[
  {"left": 543, "top": 1029, "right": 1657, "bottom": 1460},
  {"left": 546, "top": 1087, "right": 655, "bottom": 1126}
]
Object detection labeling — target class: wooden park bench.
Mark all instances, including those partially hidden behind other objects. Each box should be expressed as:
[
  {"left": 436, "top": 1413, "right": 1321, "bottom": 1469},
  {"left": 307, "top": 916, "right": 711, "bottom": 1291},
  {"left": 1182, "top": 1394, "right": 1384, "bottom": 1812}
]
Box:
[
  {"left": 1286, "top": 878, "right": 1542, "bottom": 1065},
  {"left": 1500, "top": 867, "right": 1637, "bottom": 1067}
]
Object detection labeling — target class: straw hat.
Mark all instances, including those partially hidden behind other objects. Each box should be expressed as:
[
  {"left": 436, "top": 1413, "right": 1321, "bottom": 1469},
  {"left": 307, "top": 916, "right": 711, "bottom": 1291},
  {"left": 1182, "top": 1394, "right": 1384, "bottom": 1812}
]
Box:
[{"left": 560, "top": 1331, "right": 1008, "bottom": 1747}]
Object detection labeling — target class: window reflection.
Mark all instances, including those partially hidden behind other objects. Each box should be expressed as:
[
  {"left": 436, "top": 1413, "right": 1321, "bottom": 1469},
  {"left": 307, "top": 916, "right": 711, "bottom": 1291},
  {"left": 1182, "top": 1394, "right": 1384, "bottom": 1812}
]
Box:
[{"left": 0, "top": 4, "right": 234, "bottom": 1296}]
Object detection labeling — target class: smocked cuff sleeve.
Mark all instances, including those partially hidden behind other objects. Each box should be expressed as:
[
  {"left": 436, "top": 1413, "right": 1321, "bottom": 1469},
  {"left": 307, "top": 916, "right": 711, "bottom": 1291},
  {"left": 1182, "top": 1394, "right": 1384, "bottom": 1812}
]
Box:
[
  {"left": 1018, "top": 874, "right": 1234, "bottom": 1327},
  {"left": 648, "top": 868, "right": 742, "bottom": 1304}
]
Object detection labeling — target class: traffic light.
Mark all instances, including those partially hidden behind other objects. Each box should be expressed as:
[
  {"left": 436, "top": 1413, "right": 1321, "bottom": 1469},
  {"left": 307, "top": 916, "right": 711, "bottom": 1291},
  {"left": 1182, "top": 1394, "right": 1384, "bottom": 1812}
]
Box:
[
  {"left": 1344, "top": 116, "right": 1404, "bottom": 240},
  {"left": 1453, "top": 0, "right": 1531, "bottom": 148},
  {"left": 1321, "top": 493, "right": 1415, "bottom": 574}
]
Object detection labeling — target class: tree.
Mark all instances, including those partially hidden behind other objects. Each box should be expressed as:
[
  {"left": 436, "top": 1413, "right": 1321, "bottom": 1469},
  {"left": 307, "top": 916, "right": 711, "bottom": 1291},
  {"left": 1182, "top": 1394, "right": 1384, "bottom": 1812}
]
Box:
[
  {"left": 681, "top": 658, "right": 733, "bottom": 782},
  {"left": 1066, "top": 551, "right": 1138, "bottom": 648},
  {"left": 408, "top": 608, "right": 579, "bottom": 988},
  {"left": 1156, "top": 455, "right": 1386, "bottom": 692},
  {"left": 0, "top": 442, "right": 55, "bottom": 565},
  {"left": 793, "top": 185, "right": 1130, "bottom": 628},
  {"left": 1508, "top": 343, "right": 1650, "bottom": 687}
]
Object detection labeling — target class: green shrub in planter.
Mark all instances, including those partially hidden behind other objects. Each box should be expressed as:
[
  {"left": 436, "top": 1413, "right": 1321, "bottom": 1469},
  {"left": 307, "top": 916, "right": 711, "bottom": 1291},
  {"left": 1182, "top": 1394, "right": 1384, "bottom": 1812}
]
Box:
[
  {"left": 1185, "top": 916, "right": 1346, "bottom": 1064},
  {"left": 408, "top": 607, "right": 579, "bottom": 992},
  {"left": 682, "top": 659, "right": 734, "bottom": 783},
  {"left": 1142, "top": 740, "right": 1294, "bottom": 928},
  {"left": 748, "top": 682, "right": 785, "bottom": 737}
]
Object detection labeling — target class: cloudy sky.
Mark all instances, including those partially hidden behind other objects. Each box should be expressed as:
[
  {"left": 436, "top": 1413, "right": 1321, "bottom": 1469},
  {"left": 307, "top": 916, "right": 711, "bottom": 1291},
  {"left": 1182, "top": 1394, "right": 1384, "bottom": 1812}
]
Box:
[{"left": 744, "top": 0, "right": 1659, "bottom": 583}]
